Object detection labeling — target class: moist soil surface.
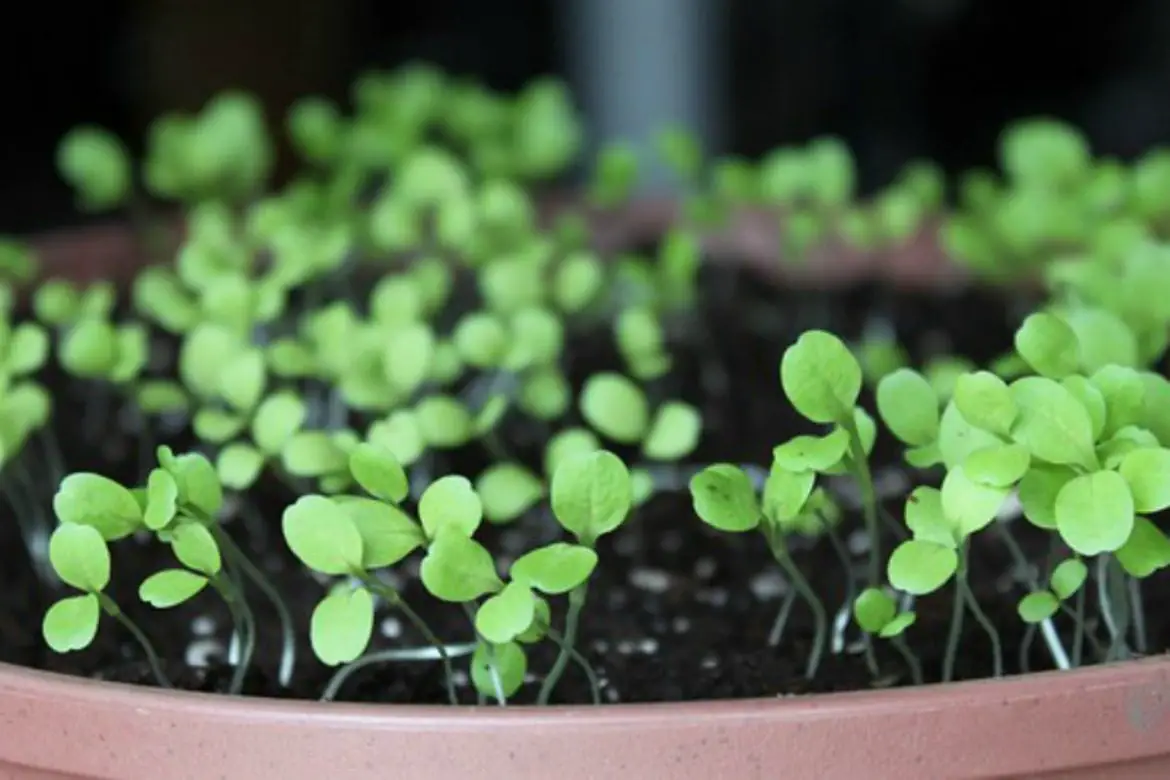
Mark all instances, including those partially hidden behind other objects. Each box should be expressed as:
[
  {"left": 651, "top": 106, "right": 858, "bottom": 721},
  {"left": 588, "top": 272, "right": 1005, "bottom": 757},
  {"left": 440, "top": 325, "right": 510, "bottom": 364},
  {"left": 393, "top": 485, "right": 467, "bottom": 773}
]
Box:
[{"left": 3, "top": 260, "right": 1169, "bottom": 705}]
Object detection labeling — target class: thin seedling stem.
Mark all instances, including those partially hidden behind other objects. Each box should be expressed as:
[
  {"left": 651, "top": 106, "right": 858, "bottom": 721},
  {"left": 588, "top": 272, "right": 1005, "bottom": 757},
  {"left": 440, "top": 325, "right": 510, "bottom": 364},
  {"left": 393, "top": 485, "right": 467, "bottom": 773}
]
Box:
[
  {"left": 1072, "top": 586, "right": 1087, "bottom": 666},
  {"left": 538, "top": 584, "right": 587, "bottom": 705},
  {"left": 100, "top": 595, "right": 172, "bottom": 689},
  {"left": 544, "top": 624, "right": 602, "bottom": 705},
  {"left": 767, "top": 589, "right": 798, "bottom": 647},
  {"left": 816, "top": 511, "right": 879, "bottom": 676},
  {"left": 319, "top": 643, "right": 478, "bottom": 702},
  {"left": 960, "top": 577, "right": 1003, "bottom": 678},
  {"left": 484, "top": 642, "right": 508, "bottom": 706},
  {"left": 891, "top": 635, "right": 924, "bottom": 685},
  {"left": 362, "top": 576, "right": 458, "bottom": 705},
  {"left": 942, "top": 570, "right": 966, "bottom": 684},
  {"left": 841, "top": 418, "right": 881, "bottom": 588},
  {"left": 1096, "top": 555, "right": 1132, "bottom": 662},
  {"left": 994, "top": 521, "right": 1075, "bottom": 668},
  {"left": 1128, "top": 577, "right": 1147, "bottom": 654},
  {"left": 769, "top": 538, "right": 826, "bottom": 679}
]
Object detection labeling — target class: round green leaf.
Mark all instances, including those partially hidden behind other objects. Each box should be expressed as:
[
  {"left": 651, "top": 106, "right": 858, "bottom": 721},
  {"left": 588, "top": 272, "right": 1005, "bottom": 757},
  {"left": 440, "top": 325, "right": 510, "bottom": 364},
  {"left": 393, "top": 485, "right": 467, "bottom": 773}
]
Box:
[
  {"left": 282, "top": 431, "right": 348, "bottom": 477},
  {"left": 550, "top": 450, "right": 633, "bottom": 543},
  {"left": 1018, "top": 464, "right": 1076, "bottom": 530},
  {"left": 471, "top": 641, "right": 526, "bottom": 700},
  {"left": 544, "top": 428, "right": 600, "bottom": 478},
  {"left": 938, "top": 401, "right": 1004, "bottom": 470},
  {"left": 878, "top": 612, "right": 917, "bottom": 638},
  {"left": 171, "top": 521, "right": 222, "bottom": 576},
  {"left": 476, "top": 463, "right": 545, "bottom": 524},
  {"left": 1091, "top": 365, "right": 1146, "bottom": 439},
  {"left": 941, "top": 466, "right": 1009, "bottom": 537},
  {"left": 48, "top": 523, "right": 110, "bottom": 592},
  {"left": 415, "top": 395, "right": 472, "bottom": 449},
  {"left": 5, "top": 323, "right": 49, "bottom": 375},
  {"left": 1117, "top": 447, "right": 1170, "bottom": 513},
  {"left": 641, "top": 402, "right": 702, "bottom": 461},
  {"left": 475, "top": 581, "right": 537, "bottom": 644},
  {"left": 853, "top": 587, "right": 896, "bottom": 634},
  {"left": 1050, "top": 558, "right": 1088, "bottom": 600},
  {"left": 42, "top": 594, "right": 101, "bottom": 653},
  {"left": 60, "top": 319, "right": 118, "bottom": 378},
  {"left": 519, "top": 367, "right": 570, "bottom": 420},
  {"left": 1009, "top": 377, "right": 1097, "bottom": 470},
  {"left": 368, "top": 410, "right": 425, "bottom": 467},
  {"left": 165, "top": 450, "right": 225, "bottom": 518},
  {"left": 688, "top": 464, "right": 760, "bottom": 533},
  {"left": 453, "top": 312, "right": 508, "bottom": 368},
  {"left": 418, "top": 475, "right": 483, "bottom": 539},
  {"left": 904, "top": 487, "right": 957, "bottom": 548},
  {"left": 180, "top": 323, "right": 242, "bottom": 399},
  {"left": 953, "top": 371, "right": 1016, "bottom": 436},
  {"left": 53, "top": 472, "right": 142, "bottom": 541},
  {"left": 876, "top": 368, "right": 939, "bottom": 446},
  {"left": 1115, "top": 516, "right": 1170, "bottom": 578},
  {"left": 218, "top": 348, "right": 266, "bottom": 412},
  {"left": 337, "top": 496, "right": 425, "bottom": 569},
  {"left": 217, "top": 443, "right": 265, "bottom": 491},
  {"left": 143, "top": 468, "right": 179, "bottom": 531},
  {"left": 511, "top": 542, "right": 598, "bottom": 595},
  {"left": 1055, "top": 470, "right": 1135, "bottom": 556},
  {"left": 1017, "top": 591, "right": 1060, "bottom": 623},
  {"left": 383, "top": 322, "right": 435, "bottom": 394},
  {"left": 282, "top": 495, "right": 364, "bottom": 575},
  {"left": 1064, "top": 307, "right": 1138, "bottom": 373},
  {"left": 962, "top": 443, "right": 1031, "bottom": 488},
  {"left": 252, "top": 392, "right": 306, "bottom": 455},
  {"left": 348, "top": 443, "right": 409, "bottom": 503},
  {"left": 780, "top": 330, "right": 862, "bottom": 424},
  {"left": 762, "top": 465, "right": 815, "bottom": 525},
  {"left": 887, "top": 539, "right": 958, "bottom": 595},
  {"left": 772, "top": 429, "right": 849, "bottom": 473},
  {"left": 193, "top": 409, "right": 247, "bottom": 444},
  {"left": 420, "top": 531, "right": 503, "bottom": 602},
  {"left": 1014, "top": 312, "right": 1079, "bottom": 379},
  {"left": 1060, "top": 376, "right": 1106, "bottom": 441},
  {"left": 579, "top": 373, "right": 650, "bottom": 444},
  {"left": 310, "top": 586, "right": 374, "bottom": 666},
  {"left": 139, "top": 569, "right": 209, "bottom": 608}
]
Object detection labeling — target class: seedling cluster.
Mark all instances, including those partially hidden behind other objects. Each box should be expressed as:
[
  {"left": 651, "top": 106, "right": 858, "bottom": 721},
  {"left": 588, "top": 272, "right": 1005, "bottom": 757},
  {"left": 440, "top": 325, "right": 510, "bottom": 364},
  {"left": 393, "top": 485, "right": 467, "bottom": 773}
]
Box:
[{"left": 4, "top": 65, "right": 1169, "bottom": 705}]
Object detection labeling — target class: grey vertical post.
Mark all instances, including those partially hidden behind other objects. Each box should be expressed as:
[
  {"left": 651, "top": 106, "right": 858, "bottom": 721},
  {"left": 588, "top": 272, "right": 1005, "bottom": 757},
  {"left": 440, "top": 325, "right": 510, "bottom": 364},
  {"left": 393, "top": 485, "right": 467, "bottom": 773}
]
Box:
[{"left": 563, "top": 0, "right": 726, "bottom": 193}]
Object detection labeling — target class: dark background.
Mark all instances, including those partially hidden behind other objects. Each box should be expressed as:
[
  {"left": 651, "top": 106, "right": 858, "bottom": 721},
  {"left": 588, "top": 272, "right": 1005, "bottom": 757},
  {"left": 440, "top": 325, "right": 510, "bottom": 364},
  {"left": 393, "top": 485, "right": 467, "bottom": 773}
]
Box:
[{"left": 3, "top": 0, "right": 1167, "bottom": 235}]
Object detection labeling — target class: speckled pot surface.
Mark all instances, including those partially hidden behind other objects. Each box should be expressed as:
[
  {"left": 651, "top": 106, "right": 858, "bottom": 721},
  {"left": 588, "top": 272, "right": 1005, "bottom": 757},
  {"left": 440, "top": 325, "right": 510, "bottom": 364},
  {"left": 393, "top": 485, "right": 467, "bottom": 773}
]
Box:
[{"left": 3, "top": 220, "right": 1162, "bottom": 780}]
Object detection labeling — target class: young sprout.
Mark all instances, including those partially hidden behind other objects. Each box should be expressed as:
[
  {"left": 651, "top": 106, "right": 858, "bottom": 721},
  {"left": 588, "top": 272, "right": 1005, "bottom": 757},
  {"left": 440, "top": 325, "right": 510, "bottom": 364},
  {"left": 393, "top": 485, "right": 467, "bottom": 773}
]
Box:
[
  {"left": 56, "top": 126, "right": 132, "bottom": 212},
  {"left": 852, "top": 587, "right": 922, "bottom": 685},
  {"left": 45, "top": 480, "right": 172, "bottom": 688}
]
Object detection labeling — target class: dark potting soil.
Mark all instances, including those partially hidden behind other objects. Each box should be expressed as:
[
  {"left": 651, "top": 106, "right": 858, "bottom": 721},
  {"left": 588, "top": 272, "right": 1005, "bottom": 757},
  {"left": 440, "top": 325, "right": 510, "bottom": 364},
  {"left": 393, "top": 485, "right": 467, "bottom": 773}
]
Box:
[{"left": 3, "top": 260, "right": 1169, "bottom": 706}]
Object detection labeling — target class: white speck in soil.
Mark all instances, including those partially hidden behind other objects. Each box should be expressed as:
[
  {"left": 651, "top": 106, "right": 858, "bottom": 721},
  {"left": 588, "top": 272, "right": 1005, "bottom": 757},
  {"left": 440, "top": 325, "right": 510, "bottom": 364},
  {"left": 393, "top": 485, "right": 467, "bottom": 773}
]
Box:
[
  {"left": 380, "top": 616, "right": 402, "bottom": 639},
  {"left": 191, "top": 615, "right": 216, "bottom": 637},
  {"left": 694, "top": 557, "right": 717, "bottom": 580},
  {"left": 700, "top": 654, "right": 720, "bottom": 670},
  {"left": 593, "top": 640, "right": 610, "bottom": 654},
  {"left": 661, "top": 532, "right": 683, "bottom": 552},
  {"left": 629, "top": 567, "right": 671, "bottom": 594},
  {"left": 672, "top": 616, "right": 691, "bottom": 634},
  {"left": 185, "top": 638, "right": 224, "bottom": 668},
  {"left": 848, "top": 530, "right": 871, "bottom": 556},
  {"left": 617, "top": 640, "right": 636, "bottom": 655},
  {"left": 696, "top": 588, "right": 729, "bottom": 607},
  {"left": 638, "top": 638, "right": 659, "bottom": 655},
  {"left": 523, "top": 672, "right": 538, "bottom": 684},
  {"left": 605, "top": 687, "right": 621, "bottom": 703},
  {"left": 749, "top": 570, "right": 788, "bottom": 601},
  {"left": 452, "top": 670, "right": 469, "bottom": 687}
]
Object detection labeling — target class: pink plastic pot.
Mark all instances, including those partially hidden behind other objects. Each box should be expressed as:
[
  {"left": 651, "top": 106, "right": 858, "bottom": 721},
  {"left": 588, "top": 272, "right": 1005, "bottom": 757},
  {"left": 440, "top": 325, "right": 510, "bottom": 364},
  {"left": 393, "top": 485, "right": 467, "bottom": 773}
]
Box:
[{"left": 3, "top": 220, "right": 1163, "bottom": 779}]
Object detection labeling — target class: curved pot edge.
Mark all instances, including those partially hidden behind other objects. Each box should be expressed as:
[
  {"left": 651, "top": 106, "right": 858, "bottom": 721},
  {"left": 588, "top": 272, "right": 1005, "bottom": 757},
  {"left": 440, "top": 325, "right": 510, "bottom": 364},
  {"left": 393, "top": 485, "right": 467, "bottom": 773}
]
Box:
[{"left": 2, "top": 655, "right": 1169, "bottom": 779}]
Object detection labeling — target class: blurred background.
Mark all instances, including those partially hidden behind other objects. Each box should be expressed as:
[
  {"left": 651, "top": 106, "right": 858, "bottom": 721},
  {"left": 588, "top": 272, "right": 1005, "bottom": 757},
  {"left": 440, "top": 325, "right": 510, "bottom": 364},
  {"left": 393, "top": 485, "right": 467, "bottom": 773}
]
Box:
[{"left": 3, "top": 0, "right": 1166, "bottom": 235}]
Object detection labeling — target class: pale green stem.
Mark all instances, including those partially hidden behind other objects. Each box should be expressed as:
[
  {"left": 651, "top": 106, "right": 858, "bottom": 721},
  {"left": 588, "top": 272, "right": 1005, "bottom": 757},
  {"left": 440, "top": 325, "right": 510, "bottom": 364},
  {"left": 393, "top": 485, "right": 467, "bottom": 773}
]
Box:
[
  {"left": 768, "top": 532, "right": 826, "bottom": 679},
  {"left": 1097, "top": 555, "right": 1132, "bottom": 662},
  {"left": 766, "top": 589, "right": 798, "bottom": 647},
  {"left": 816, "top": 511, "right": 879, "bottom": 676},
  {"left": 320, "top": 643, "right": 478, "bottom": 702},
  {"left": 361, "top": 576, "right": 458, "bottom": 705},
  {"left": 538, "top": 584, "right": 588, "bottom": 705},
  {"left": 544, "top": 624, "right": 602, "bottom": 705},
  {"left": 891, "top": 635, "right": 923, "bottom": 685},
  {"left": 840, "top": 418, "right": 881, "bottom": 588},
  {"left": 942, "top": 569, "right": 966, "bottom": 683},
  {"left": 213, "top": 570, "right": 256, "bottom": 695},
  {"left": 100, "top": 594, "right": 172, "bottom": 689},
  {"left": 994, "top": 522, "right": 1075, "bottom": 669},
  {"left": 1128, "top": 577, "right": 1147, "bottom": 654}
]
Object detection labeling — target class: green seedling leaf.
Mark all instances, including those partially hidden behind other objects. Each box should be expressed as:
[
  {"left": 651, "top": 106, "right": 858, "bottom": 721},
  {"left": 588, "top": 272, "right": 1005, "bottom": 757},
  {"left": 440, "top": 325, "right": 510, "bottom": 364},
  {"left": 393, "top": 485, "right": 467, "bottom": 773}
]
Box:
[
  {"left": 420, "top": 530, "right": 503, "bottom": 602},
  {"left": 136, "top": 381, "right": 190, "bottom": 414},
  {"left": 544, "top": 428, "right": 601, "bottom": 478},
  {"left": 165, "top": 450, "right": 224, "bottom": 518},
  {"left": 1055, "top": 470, "right": 1134, "bottom": 556},
  {"left": 520, "top": 368, "right": 570, "bottom": 420},
  {"left": 953, "top": 371, "right": 1016, "bottom": 436},
  {"left": 477, "top": 463, "right": 545, "bottom": 524},
  {"left": 139, "top": 569, "right": 209, "bottom": 608},
  {"left": 1140, "top": 373, "right": 1170, "bottom": 445},
  {"left": 780, "top": 330, "right": 862, "bottom": 423},
  {"left": 937, "top": 401, "right": 1004, "bottom": 470},
  {"left": 550, "top": 449, "right": 633, "bottom": 543},
  {"left": 876, "top": 368, "right": 939, "bottom": 446},
  {"left": 554, "top": 250, "right": 604, "bottom": 313},
  {"left": 473, "top": 394, "right": 509, "bottom": 436},
  {"left": 368, "top": 411, "right": 424, "bottom": 467},
  {"left": 471, "top": 641, "right": 526, "bottom": 700},
  {"left": 1009, "top": 377, "right": 1097, "bottom": 469},
  {"left": 1117, "top": 447, "right": 1170, "bottom": 513},
  {"left": 579, "top": 373, "right": 649, "bottom": 444},
  {"left": 338, "top": 497, "right": 425, "bottom": 569},
  {"left": 962, "top": 443, "right": 1031, "bottom": 488},
  {"left": 689, "top": 464, "right": 760, "bottom": 533},
  {"left": 517, "top": 597, "right": 552, "bottom": 644},
  {"left": 1098, "top": 426, "right": 1160, "bottom": 469},
  {"left": 282, "top": 431, "right": 348, "bottom": 477},
  {"left": 4, "top": 323, "right": 48, "bottom": 375},
  {"left": 171, "top": 521, "right": 222, "bottom": 576},
  {"left": 642, "top": 402, "right": 702, "bottom": 461},
  {"left": 193, "top": 409, "right": 247, "bottom": 444},
  {"left": 282, "top": 495, "right": 364, "bottom": 575},
  {"left": 1092, "top": 366, "right": 1146, "bottom": 439},
  {"left": 905, "top": 487, "right": 957, "bottom": 547},
  {"left": 418, "top": 475, "right": 483, "bottom": 539},
  {"left": 1017, "top": 591, "right": 1059, "bottom": 623},
  {"left": 853, "top": 587, "right": 897, "bottom": 634},
  {"left": 879, "top": 612, "right": 917, "bottom": 638},
  {"left": 311, "top": 586, "right": 374, "bottom": 666},
  {"left": 887, "top": 539, "right": 957, "bottom": 595},
  {"left": 143, "top": 468, "right": 179, "bottom": 531},
  {"left": 1064, "top": 307, "right": 1138, "bottom": 373},
  {"left": 772, "top": 430, "right": 850, "bottom": 473},
  {"left": 60, "top": 319, "right": 118, "bottom": 378},
  {"left": 180, "top": 323, "right": 242, "bottom": 399},
  {"left": 1115, "top": 516, "right": 1170, "bottom": 578},
  {"left": 252, "top": 392, "right": 306, "bottom": 455},
  {"left": 630, "top": 468, "right": 655, "bottom": 506},
  {"left": 941, "top": 466, "right": 1009, "bottom": 537},
  {"left": 48, "top": 523, "right": 110, "bottom": 592},
  {"left": 42, "top": 594, "right": 101, "bottom": 653},
  {"left": 415, "top": 395, "right": 472, "bottom": 449},
  {"left": 453, "top": 312, "right": 508, "bottom": 368},
  {"left": 384, "top": 322, "right": 435, "bottom": 394},
  {"left": 1018, "top": 463, "right": 1076, "bottom": 530},
  {"left": 217, "top": 443, "right": 265, "bottom": 491},
  {"left": 1061, "top": 376, "right": 1106, "bottom": 441},
  {"left": 219, "top": 348, "right": 266, "bottom": 413},
  {"left": 762, "top": 465, "right": 815, "bottom": 525},
  {"left": 476, "top": 581, "right": 537, "bottom": 644},
  {"left": 511, "top": 542, "right": 598, "bottom": 594},
  {"left": 54, "top": 472, "right": 143, "bottom": 541},
  {"left": 1014, "top": 311, "right": 1079, "bottom": 379},
  {"left": 1050, "top": 558, "right": 1088, "bottom": 600},
  {"left": 348, "top": 443, "right": 409, "bottom": 503}
]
